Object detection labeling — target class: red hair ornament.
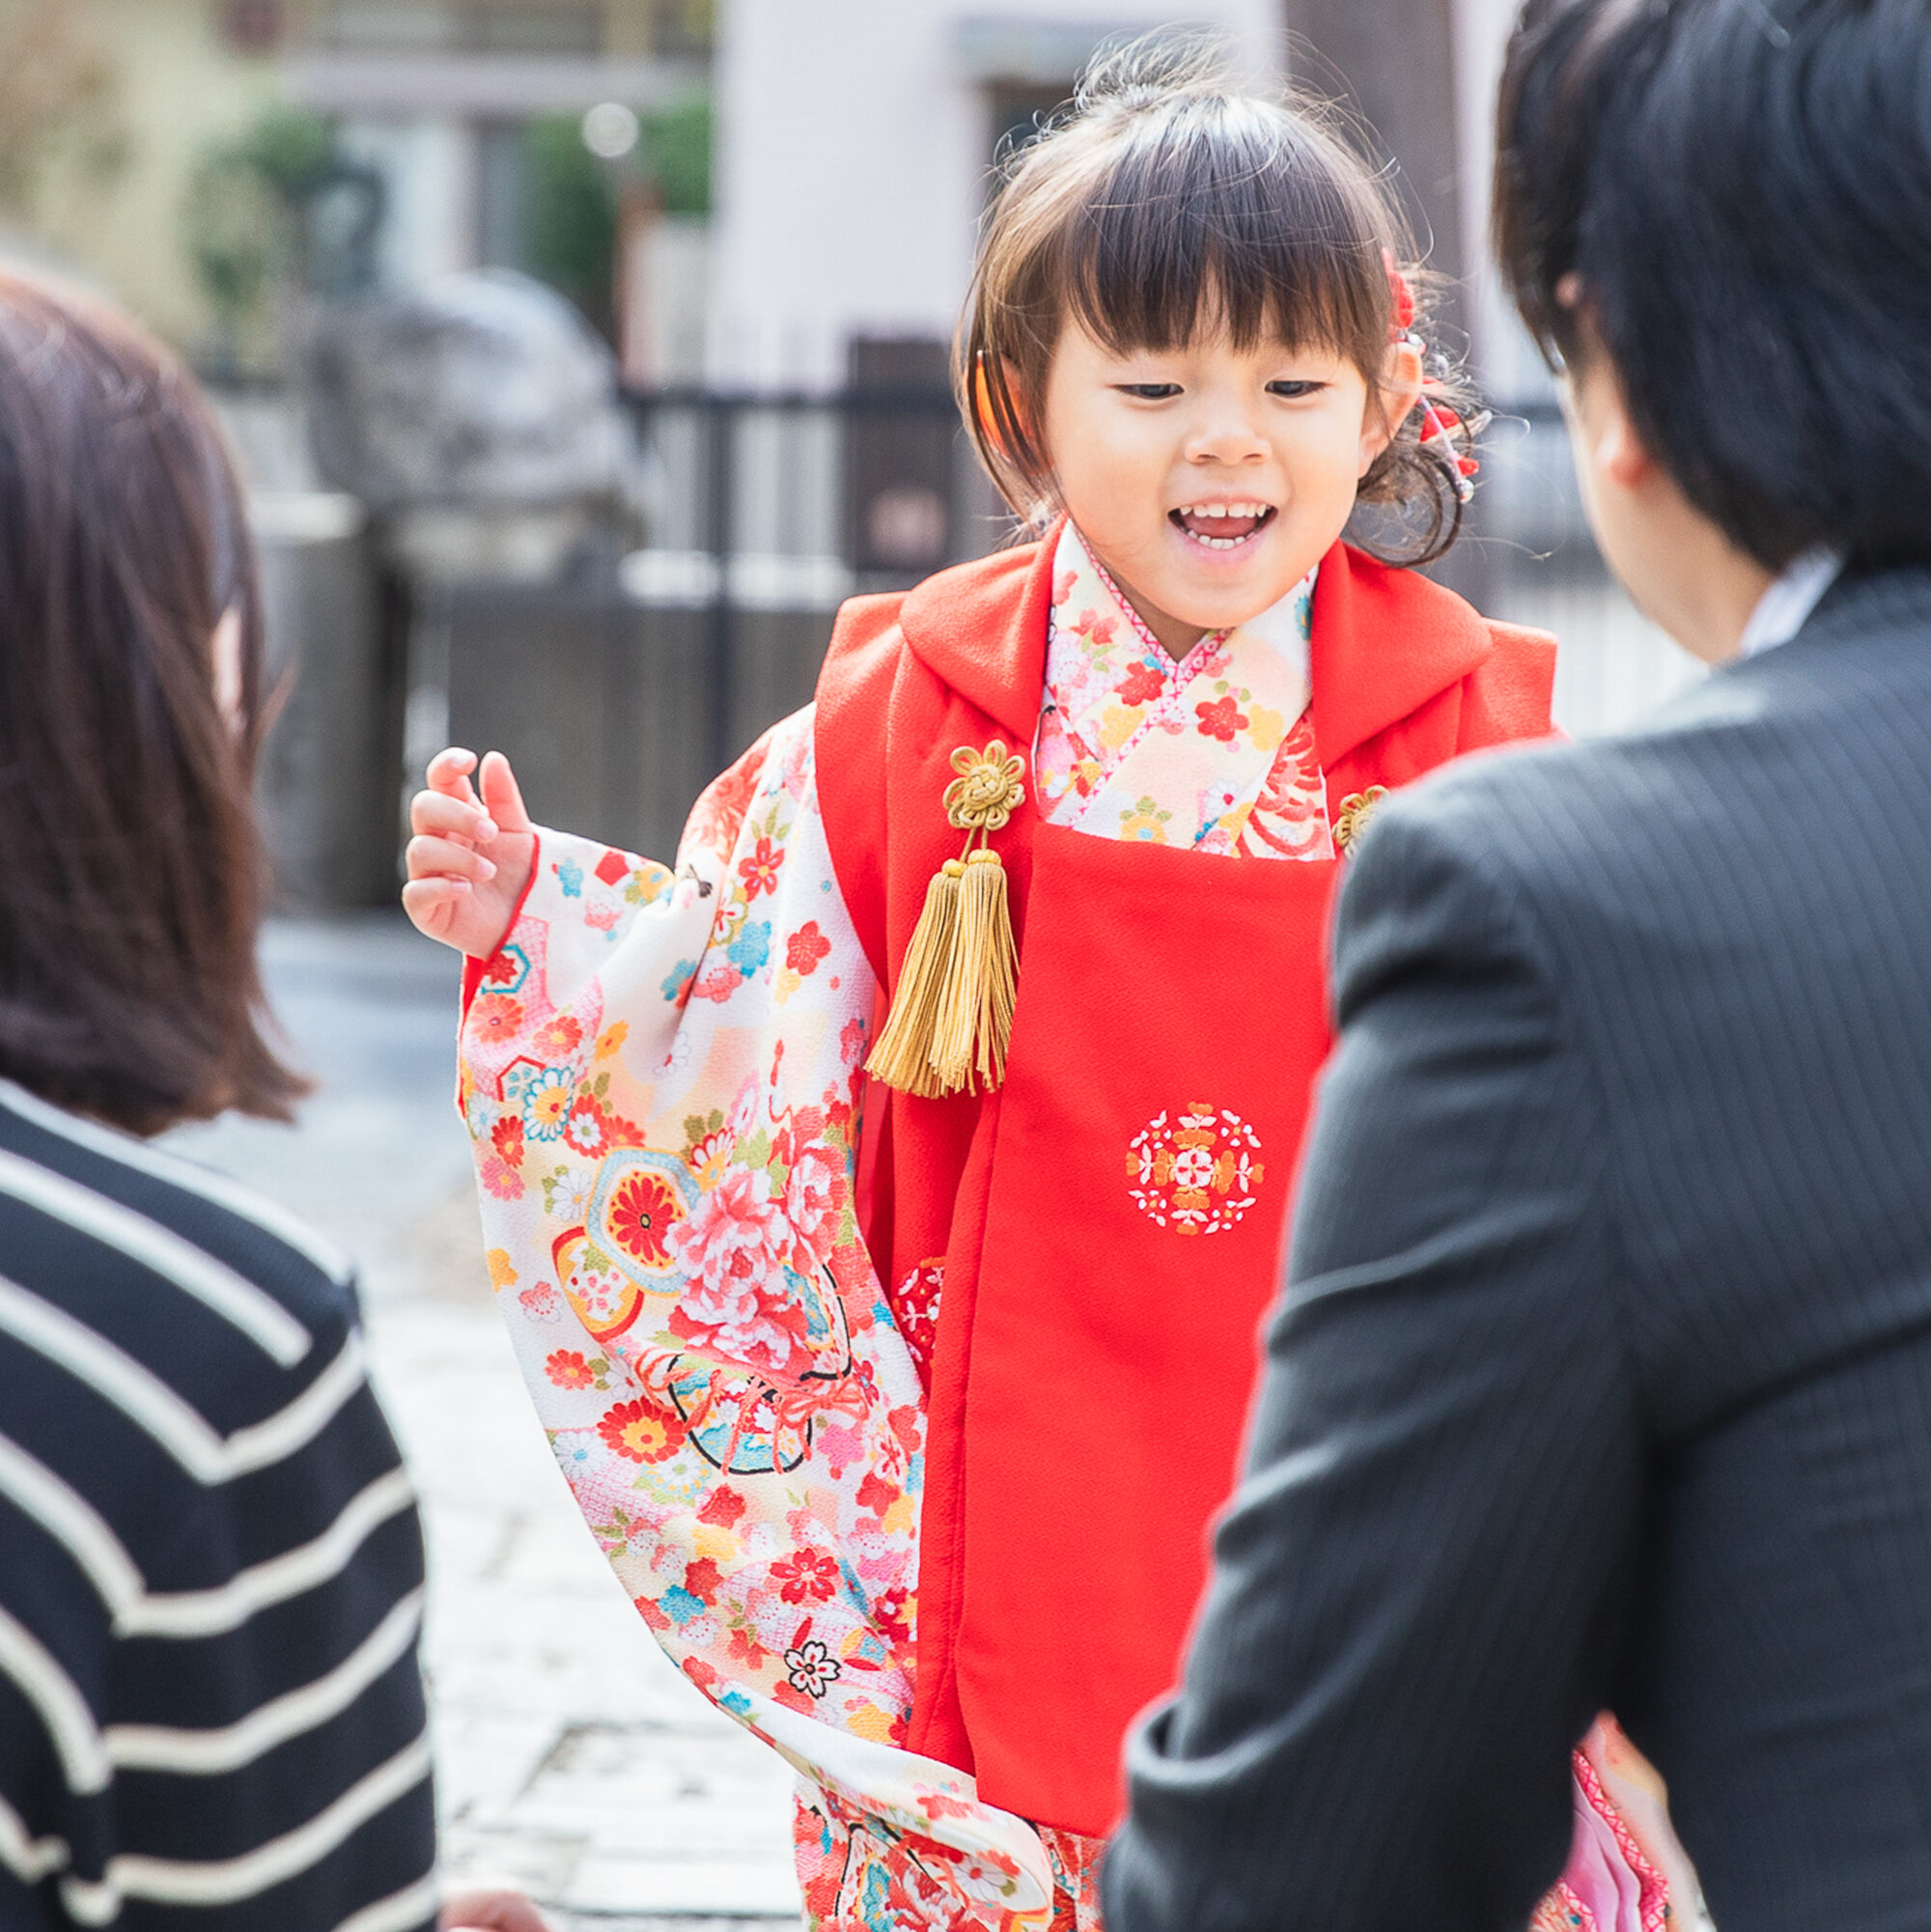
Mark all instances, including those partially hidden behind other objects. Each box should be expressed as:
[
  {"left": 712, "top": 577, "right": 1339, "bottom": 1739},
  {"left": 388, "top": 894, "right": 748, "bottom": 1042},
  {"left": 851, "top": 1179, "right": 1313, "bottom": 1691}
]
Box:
[{"left": 1385, "top": 253, "right": 1481, "bottom": 504}]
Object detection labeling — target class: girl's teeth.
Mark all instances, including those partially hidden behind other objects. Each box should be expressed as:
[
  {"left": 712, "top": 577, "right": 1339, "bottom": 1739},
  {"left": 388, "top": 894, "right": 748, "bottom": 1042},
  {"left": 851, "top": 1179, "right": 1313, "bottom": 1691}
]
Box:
[{"left": 1174, "top": 503, "right": 1273, "bottom": 547}]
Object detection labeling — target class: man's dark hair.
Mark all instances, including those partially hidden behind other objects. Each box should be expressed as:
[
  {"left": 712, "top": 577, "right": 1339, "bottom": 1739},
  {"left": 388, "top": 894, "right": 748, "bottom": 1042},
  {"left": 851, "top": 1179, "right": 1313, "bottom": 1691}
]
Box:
[
  {"left": 1495, "top": 0, "right": 1931, "bottom": 571},
  {"left": 0, "top": 273, "right": 304, "bottom": 1132}
]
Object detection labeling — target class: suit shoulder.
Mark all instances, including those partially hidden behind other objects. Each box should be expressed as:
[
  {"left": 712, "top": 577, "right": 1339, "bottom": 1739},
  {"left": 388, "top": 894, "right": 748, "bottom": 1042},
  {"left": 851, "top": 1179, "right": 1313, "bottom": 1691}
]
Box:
[{"left": 1372, "top": 717, "right": 1728, "bottom": 943}]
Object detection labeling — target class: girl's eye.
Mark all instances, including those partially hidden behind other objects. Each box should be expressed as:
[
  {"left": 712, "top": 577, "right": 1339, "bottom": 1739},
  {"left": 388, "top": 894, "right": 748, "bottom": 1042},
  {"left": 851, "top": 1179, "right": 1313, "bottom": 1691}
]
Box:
[
  {"left": 1266, "top": 379, "right": 1326, "bottom": 400},
  {"left": 1115, "top": 383, "right": 1182, "bottom": 401}
]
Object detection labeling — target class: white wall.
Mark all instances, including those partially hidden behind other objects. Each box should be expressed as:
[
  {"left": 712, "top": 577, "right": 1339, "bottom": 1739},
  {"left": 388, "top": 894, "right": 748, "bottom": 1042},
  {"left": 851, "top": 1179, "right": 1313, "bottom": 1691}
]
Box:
[
  {"left": 338, "top": 115, "right": 482, "bottom": 286},
  {"left": 1450, "top": 0, "right": 1556, "bottom": 406},
  {"left": 708, "top": 0, "right": 1282, "bottom": 390}
]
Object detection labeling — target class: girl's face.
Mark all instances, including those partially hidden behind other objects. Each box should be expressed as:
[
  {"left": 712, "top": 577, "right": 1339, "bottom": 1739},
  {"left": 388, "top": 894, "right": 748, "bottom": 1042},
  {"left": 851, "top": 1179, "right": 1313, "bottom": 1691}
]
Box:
[{"left": 1040, "top": 318, "right": 1419, "bottom": 658}]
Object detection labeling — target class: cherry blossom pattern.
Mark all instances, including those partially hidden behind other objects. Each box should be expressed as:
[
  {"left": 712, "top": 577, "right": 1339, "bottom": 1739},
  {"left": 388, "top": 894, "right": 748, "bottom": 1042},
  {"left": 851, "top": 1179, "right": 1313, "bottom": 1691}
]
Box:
[
  {"left": 785, "top": 1634, "right": 843, "bottom": 1698},
  {"left": 787, "top": 921, "right": 833, "bottom": 975},
  {"left": 891, "top": 1261, "right": 944, "bottom": 1390},
  {"left": 1194, "top": 693, "right": 1249, "bottom": 743}
]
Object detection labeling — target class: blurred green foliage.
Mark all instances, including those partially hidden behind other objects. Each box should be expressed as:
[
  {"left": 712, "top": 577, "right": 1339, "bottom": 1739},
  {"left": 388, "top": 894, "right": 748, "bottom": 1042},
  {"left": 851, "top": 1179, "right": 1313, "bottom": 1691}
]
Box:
[
  {"left": 521, "top": 94, "right": 711, "bottom": 335},
  {"left": 183, "top": 148, "right": 281, "bottom": 328},
  {"left": 185, "top": 103, "right": 380, "bottom": 365},
  {"left": 229, "top": 103, "right": 337, "bottom": 204},
  {"left": 524, "top": 112, "right": 616, "bottom": 317},
  {"left": 640, "top": 95, "right": 712, "bottom": 216}
]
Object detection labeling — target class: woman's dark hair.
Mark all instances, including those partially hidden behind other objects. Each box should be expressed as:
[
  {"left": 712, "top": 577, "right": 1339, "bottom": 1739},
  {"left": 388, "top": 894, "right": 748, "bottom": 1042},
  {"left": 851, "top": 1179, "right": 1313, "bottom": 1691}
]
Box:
[
  {"left": 961, "top": 39, "right": 1480, "bottom": 565},
  {"left": 0, "top": 273, "right": 304, "bottom": 1133},
  {"left": 1496, "top": 0, "right": 1931, "bottom": 572}
]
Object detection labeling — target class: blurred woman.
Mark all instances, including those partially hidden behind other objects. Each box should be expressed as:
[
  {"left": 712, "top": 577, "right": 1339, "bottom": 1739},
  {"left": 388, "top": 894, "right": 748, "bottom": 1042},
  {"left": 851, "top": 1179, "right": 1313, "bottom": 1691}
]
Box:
[{"left": 0, "top": 272, "right": 443, "bottom": 1932}]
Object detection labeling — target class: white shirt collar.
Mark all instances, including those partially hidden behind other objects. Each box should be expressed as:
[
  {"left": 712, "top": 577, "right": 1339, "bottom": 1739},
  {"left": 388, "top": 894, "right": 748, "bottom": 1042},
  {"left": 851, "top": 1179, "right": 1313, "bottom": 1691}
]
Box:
[{"left": 1739, "top": 547, "right": 1844, "bottom": 658}]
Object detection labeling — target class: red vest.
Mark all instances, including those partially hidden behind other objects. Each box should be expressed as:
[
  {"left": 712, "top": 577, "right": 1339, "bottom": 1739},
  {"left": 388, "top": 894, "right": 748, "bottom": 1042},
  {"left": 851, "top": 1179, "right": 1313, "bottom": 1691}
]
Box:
[{"left": 815, "top": 530, "right": 1554, "bottom": 1836}]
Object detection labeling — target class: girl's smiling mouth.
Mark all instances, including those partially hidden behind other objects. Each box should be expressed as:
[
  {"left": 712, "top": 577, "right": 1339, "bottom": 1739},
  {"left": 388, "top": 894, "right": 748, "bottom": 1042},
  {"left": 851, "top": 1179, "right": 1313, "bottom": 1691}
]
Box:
[{"left": 1170, "top": 502, "right": 1277, "bottom": 549}]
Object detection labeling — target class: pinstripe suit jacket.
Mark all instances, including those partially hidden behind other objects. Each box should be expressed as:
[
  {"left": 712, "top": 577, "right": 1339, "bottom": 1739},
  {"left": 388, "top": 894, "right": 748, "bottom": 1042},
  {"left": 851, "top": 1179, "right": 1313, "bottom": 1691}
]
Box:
[{"left": 1103, "top": 566, "right": 1931, "bottom": 1932}]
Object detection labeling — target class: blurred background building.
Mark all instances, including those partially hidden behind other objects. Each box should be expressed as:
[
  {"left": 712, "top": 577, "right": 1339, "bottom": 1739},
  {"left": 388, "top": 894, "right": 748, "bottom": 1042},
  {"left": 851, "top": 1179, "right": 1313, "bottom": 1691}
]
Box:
[{"left": 0, "top": 0, "right": 1702, "bottom": 911}]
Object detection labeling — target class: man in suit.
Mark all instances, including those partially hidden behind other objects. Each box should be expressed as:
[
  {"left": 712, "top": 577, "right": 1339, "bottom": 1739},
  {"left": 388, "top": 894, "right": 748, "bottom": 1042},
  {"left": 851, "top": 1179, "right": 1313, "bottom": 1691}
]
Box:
[{"left": 1100, "top": 2, "right": 1931, "bottom": 1927}]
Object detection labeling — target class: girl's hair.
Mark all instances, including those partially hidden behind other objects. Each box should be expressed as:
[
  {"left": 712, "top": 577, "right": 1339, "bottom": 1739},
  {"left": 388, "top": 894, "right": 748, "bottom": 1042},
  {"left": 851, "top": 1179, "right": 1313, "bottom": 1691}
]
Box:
[
  {"left": 0, "top": 273, "right": 305, "bottom": 1133},
  {"left": 960, "top": 39, "right": 1478, "bottom": 565}
]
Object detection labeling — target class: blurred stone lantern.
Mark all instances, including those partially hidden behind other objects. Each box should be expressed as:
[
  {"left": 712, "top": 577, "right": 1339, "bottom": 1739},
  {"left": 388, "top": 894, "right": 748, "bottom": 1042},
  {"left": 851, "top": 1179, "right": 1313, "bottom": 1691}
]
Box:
[{"left": 305, "top": 267, "right": 631, "bottom": 584}]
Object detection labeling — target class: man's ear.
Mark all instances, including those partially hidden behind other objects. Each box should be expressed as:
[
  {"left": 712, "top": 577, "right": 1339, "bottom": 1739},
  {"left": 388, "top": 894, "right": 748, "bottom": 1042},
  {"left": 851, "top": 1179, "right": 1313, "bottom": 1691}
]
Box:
[
  {"left": 1567, "top": 356, "right": 1658, "bottom": 493},
  {"left": 1555, "top": 286, "right": 1659, "bottom": 492},
  {"left": 1597, "top": 401, "right": 1656, "bottom": 490},
  {"left": 1361, "top": 338, "right": 1424, "bottom": 475}
]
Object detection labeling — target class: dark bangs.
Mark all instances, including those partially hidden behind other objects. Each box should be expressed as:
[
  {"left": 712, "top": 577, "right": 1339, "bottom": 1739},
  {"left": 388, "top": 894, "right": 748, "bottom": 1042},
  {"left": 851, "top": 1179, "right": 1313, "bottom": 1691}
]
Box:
[
  {"left": 962, "top": 40, "right": 1473, "bottom": 561},
  {"left": 1057, "top": 93, "right": 1391, "bottom": 370}
]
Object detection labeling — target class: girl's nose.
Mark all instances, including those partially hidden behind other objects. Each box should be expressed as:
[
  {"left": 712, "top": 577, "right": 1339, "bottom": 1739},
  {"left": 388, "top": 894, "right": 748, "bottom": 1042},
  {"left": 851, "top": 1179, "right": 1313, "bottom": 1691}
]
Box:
[{"left": 1183, "top": 407, "right": 1269, "bottom": 465}]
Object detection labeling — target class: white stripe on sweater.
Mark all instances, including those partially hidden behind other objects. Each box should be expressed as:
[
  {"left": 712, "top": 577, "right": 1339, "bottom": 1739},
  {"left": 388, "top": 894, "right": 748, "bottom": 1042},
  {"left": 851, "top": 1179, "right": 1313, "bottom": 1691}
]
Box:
[
  {"left": 106, "top": 1589, "right": 424, "bottom": 1774},
  {"left": 328, "top": 1870, "right": 439, "bottom": 1932},
  {"left": 0, "top": 1436, "right": 414, "bottom": 1637},
  {"left": 0, "top": 1149, "right": 310, "bottom": 1365},
  {"left": 0, "top": 1276, "right": 363, "bottom": 1484},
  {"left": 0, "top": 1788, "right": 70, "bottom": 1885},
  {"left": 59, "top": 1730, "right": 432, "bottom": 1918},
  {"left": 0, "top": 1079, "right": 353, "bottom": 1287},
  {"left": 0, "top": 1604, "right": 110, "bottom": 1795}
]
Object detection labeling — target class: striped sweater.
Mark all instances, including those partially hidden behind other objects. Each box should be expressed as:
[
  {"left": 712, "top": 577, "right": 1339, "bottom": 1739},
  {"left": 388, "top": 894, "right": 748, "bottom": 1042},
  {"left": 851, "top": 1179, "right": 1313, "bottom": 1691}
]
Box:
[{"left": 0, "top": 1079, "right": 435, "bottom": 1932}]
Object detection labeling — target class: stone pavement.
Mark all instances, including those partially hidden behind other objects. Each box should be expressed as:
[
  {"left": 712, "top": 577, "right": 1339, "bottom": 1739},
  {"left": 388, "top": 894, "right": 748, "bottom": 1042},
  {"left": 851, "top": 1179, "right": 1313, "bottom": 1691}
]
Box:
[{"left": 163, "top": 916, "right": 802, "bottom": 1932}]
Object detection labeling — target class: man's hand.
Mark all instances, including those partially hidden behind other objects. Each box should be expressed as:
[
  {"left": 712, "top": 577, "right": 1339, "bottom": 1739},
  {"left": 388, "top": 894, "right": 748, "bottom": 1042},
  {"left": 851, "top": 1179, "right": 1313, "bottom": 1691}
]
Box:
[
  {"left": 439, "top": 1888, "right": 552, "bottom": 1932},
  {"left": 403, "top": 748, "right": 538, "bottom": 959}
]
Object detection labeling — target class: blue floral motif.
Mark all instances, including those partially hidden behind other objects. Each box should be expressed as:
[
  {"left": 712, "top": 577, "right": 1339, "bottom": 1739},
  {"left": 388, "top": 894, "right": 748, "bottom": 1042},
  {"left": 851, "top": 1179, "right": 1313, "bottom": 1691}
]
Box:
[
  {"left": 520, "top": 1066, "right": 575, "bottom": 1140},
  {"left": 661, "top": 959, "right": 698, "bottom": 1003},
  {"left": 727, "top": 918, "right": 771, "bottom": 977},
  {"left": 554, "top": 857, "right": 583, "bottom": 898},
  {"left": 625, "top": 866, "right": 673, "bottom": 909},
  {"left": 662, "top": 1586, "right": 705, "bottom": 1626},
  {"left": 719, "top": 1687, "right": 753, "bottom": 1719}
]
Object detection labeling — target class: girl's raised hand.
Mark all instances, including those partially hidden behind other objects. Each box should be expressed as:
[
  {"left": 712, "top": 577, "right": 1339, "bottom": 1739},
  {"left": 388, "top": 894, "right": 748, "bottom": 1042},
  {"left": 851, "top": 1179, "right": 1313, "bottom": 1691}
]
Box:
[{"left": 403, "top": 748, "right": 538, "bottom": 958}]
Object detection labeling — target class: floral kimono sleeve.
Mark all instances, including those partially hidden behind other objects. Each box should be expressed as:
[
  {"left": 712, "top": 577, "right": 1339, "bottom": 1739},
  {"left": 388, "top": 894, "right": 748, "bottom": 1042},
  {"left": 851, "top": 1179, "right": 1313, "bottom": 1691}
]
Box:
[{"left": 457, "top": 708, "right": 1055, "bottom": 1932}]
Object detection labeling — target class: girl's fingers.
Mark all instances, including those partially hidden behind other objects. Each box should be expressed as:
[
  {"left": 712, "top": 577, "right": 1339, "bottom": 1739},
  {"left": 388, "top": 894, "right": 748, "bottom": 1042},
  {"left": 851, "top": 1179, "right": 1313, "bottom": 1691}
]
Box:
[
  {"left": 426, "top": 746, "right": 484, "bottom": 808},
  {"left": 401, "top": 876, "right": 470, "bottom": 938},
  {"left": 406, "top": 833, "right": 498, "bottom": 883},
  {"left": 409, "top": 788, "right": 498, "bottom": 844},
  {"left": 478, "top": 751, "right": 534, "bottom": 834}
]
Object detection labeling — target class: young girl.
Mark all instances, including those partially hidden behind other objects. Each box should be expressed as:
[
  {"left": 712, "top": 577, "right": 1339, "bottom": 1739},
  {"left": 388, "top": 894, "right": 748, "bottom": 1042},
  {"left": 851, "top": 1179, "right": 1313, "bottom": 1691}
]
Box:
[{"left": 406, "top": 47, "right": 1693, "bottom": 1932}]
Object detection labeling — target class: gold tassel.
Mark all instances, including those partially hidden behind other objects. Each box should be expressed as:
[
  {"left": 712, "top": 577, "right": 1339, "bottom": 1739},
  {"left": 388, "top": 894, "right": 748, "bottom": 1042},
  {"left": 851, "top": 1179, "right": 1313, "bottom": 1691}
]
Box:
[
  {"left": 865, "top": 741, "right": 1026, "bottom": 1099},
  {"left": 932, "top": 848, "right": 1019, "bottom": 1092},
  {"left": 864, "top": 858, "right": 964, "bottom": 1099}
]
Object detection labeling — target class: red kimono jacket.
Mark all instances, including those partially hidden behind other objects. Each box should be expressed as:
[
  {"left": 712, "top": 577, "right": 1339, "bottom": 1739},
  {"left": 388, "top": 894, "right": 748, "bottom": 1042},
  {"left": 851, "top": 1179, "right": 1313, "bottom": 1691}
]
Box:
[{"left": 816, "top": 526, "right": 1555, "bottom": 1834}]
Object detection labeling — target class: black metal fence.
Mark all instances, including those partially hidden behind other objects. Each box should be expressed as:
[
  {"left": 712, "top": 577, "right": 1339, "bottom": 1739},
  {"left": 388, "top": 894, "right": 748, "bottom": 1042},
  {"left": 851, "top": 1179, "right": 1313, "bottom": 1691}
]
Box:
[
  {"left": 434, "top": 383, "right": 989, "bottom": 867},
  {"left": 248, "top": 378, "right": 1667, "bottom": 908}
]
